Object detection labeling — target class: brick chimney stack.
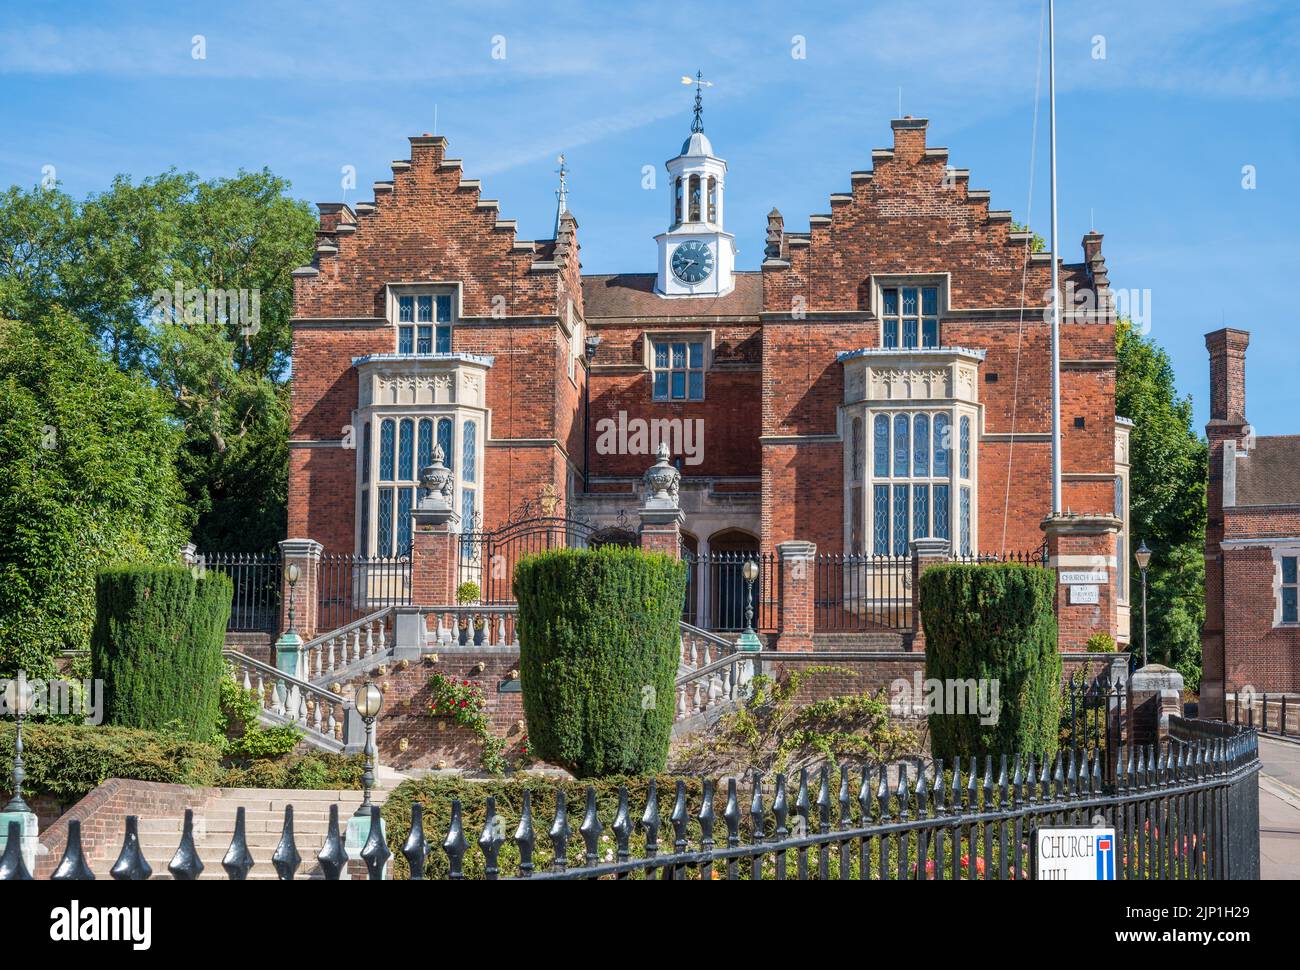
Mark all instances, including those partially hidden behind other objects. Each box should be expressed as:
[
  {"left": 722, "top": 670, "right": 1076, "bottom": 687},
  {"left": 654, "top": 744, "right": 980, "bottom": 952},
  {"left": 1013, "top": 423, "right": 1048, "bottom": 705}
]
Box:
[
  {"left": 890, "top": 116, "right": 928, "bottom": 162},
  {"left": 1205, "top": 328, "right": 1250, "bottom": 425}
]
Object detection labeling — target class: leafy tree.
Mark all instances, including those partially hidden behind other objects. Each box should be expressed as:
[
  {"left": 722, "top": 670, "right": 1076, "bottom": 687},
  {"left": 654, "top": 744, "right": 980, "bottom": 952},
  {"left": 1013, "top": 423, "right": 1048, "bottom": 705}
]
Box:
[
  {"left": 0, "top": 172, "right": 314, "bottom": 552},
  {"left": 1115, "top": 319, "right": 1207, "bottom": 686},
  {"left": 0, "top": 311, "right": 188, "bottom": 675}
]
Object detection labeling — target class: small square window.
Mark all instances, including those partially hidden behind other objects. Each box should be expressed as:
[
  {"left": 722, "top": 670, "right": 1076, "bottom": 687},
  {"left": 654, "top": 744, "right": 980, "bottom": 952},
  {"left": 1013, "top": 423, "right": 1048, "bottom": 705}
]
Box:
[
  {"left": 881, "top": 284, "right": 940, "bottom": 349},
  {"left": 651, "top": 338, "right": 705, "bottom": 401},
  {"left": 392, "top": 290, "right": 455, "bottom": 354}
]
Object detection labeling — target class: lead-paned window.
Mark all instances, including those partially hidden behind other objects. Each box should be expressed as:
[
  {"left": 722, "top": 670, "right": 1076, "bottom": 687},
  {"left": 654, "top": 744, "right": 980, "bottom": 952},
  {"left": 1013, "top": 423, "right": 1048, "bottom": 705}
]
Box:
[
  {"left": 1283, "top": 555, "right": 1298, "bottom": 624},
  {"left": 396, "top": 293, "right": 453, "bottom": 354},
  {"left": 881, "top": 285, "right": 939, "bottom": 349},
  {"left": 652, "top": 340, "right": 705, "bottom": 401}
]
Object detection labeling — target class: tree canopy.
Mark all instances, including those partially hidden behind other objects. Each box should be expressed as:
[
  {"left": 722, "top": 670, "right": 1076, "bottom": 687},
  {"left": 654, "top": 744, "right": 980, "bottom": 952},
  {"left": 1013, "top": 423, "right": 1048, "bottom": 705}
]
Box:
[{"left": 1115, "top": 318, "right": 1207, "bottom": 686}]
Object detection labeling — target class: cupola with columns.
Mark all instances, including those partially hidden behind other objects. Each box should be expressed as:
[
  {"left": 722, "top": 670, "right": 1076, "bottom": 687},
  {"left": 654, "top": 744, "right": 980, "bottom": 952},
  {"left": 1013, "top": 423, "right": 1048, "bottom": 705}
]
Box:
[{"left": 654, "top": 72, "right": 736, "bottom": 298}]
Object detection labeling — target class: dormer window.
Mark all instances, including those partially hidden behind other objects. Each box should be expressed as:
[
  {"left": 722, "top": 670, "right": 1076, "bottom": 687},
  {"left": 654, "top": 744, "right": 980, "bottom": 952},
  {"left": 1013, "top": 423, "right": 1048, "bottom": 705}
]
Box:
[{"left": 394, "top": 291, "right": 452, "bottom": 354}]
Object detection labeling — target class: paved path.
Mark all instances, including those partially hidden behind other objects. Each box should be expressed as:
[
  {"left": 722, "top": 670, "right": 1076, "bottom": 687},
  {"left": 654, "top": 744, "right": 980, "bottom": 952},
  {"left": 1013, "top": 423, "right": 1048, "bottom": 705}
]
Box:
[{"left": 1257, "top": 736, "right": 1300, "bottom": 880}]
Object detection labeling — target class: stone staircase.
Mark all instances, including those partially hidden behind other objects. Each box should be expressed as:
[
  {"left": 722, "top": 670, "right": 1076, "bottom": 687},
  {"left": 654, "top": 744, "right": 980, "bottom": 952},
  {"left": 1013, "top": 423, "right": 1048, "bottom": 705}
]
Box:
[{"left": 125, "top": 785, "right": 398, "bottom": 880}]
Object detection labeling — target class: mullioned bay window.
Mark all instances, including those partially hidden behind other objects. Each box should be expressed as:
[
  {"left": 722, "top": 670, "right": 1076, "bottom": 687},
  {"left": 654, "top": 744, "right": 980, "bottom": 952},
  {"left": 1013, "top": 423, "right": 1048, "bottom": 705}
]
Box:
[
  {"left": 839, "top": 346, "right": 984, "bottom": 557},
  {"left": 352, "top": 353, "right": 492, "bottom": 559}
]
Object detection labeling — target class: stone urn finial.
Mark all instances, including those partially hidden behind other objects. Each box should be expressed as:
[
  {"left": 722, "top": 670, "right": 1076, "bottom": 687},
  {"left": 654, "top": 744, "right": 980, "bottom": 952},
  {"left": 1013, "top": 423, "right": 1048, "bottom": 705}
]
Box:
[
  {"left": 419, "top": 444, "right": 455, "bottom": 508},
  {"left": 642, "top": 441, "right": 680, "bottom": 508}
]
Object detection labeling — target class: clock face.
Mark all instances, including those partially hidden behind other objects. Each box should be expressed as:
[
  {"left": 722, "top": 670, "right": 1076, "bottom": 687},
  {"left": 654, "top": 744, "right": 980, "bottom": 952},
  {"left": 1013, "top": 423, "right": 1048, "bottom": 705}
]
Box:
[{"left": 671, "top": 240, "right": 715, "bottom": 284}]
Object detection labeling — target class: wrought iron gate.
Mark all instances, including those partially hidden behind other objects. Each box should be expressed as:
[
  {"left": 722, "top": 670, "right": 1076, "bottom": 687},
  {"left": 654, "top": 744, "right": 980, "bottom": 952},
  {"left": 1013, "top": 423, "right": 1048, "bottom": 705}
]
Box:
[{"left": 458, "top": 504, "right": 636, "bottom": 604}]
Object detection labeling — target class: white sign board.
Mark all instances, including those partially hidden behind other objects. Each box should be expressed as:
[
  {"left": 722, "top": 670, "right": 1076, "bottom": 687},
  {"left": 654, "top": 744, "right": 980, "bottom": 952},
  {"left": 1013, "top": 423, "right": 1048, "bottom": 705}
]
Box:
[
  {"left": 1069, "top": 584, "right": 1100, "bottom": 605},
  {"left": 1035, "top": 827, "right": 1116, "bottom": 880},
  {"left": 1060, "top": 570, "right": 1107, "bottom": 585}
]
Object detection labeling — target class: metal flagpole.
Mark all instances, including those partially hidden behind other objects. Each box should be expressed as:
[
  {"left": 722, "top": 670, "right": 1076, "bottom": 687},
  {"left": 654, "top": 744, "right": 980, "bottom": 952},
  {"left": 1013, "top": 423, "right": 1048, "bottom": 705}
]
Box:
[{"left": 1048, "top": 0, "right": 1063, "bottom": 515}]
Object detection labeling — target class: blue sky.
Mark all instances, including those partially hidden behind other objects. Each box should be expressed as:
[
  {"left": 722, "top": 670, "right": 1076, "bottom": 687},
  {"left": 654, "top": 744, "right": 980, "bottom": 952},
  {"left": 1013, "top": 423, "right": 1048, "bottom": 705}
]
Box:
[{"left": 2, "top": 0, "right": 1297, "bottom": 434}]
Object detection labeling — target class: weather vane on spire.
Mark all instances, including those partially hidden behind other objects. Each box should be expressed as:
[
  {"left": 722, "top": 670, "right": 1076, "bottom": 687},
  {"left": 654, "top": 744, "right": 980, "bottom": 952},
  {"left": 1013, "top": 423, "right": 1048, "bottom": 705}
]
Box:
[
  {"left": 553, "top": 153, "right": 569, "bottom": 238},
  {"left": 681, "top": 71, "right": 713, "bottom": 133}
]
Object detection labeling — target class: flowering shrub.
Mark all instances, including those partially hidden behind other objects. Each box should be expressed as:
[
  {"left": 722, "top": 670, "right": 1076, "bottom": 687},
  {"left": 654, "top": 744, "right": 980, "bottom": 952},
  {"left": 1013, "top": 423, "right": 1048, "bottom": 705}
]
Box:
[
  {"left": 427, "top": 672, "right": 506, "bottom": 775},
  {"left": 428, "top": 673, "right": 487, "bottom": 727}
]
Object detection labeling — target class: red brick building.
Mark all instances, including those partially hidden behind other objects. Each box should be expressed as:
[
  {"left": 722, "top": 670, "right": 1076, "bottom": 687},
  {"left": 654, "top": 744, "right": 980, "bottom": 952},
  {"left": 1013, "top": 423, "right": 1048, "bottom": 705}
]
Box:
[
  {"left": 1201, "top": 329, "right": 1300, "bottom": 717},
  {"left": 287, "top": 111, "right": 1131, "bottom": 650}
]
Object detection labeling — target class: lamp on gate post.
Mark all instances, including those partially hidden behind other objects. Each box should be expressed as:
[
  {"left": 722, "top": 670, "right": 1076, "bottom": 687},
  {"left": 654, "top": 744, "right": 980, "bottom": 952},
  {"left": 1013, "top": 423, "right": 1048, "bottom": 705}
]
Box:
[
  {"left": 583, "top": 334, "right": 602, "bottom": 492},
  {"left": 737, "top": 558, "right": 762, "bottom": 652},
  {"left": 1135, "top": 540, "right": 1152, "bottom": 667},
  {"left": 353, "top": 682, "right": 384, "bottom": 817},
  {"left": 285, "top": 562, "right": 301, "bottom": 635},
  {"left": 3, "top": 674, "right": 36, "bottom": 814},
  {"left": 276, "top": 561, "right": 304, "bottom": 683}
]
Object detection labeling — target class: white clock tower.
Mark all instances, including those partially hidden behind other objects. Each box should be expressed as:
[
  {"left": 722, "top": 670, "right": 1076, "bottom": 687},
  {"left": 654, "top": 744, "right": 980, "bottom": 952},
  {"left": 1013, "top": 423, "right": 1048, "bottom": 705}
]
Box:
[{"left": 655, "top": 73, "right": 736, "bottom": 298}]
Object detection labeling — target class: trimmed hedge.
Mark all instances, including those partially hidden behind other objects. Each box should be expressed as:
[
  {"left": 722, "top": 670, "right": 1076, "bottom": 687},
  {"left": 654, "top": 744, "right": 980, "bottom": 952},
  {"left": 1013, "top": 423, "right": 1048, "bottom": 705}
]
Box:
[
  {"left": 0, "top": 722, "right": 221, "bottom": 801},
  {"left": 514, "top": 546, "right": 686, "bottom": 778},
  {"left": 0, "top": 722, "right": 363, "bottom": 803},
  {"left": 91, "top": 566, "right": 231, "bottom": 740},
  {"left": 919, "top": 564, "right": 1061, "bottom": 761}
]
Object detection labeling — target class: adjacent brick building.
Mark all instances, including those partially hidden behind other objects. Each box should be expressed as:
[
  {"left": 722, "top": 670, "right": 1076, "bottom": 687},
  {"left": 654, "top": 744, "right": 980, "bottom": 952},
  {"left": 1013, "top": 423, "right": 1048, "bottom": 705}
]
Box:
[
  {"left": 288, "top": 108, "right": 1132, "bottom": 650},
  {"left": 1201, "top": 329, "right": 1300, "bottom": 717}
]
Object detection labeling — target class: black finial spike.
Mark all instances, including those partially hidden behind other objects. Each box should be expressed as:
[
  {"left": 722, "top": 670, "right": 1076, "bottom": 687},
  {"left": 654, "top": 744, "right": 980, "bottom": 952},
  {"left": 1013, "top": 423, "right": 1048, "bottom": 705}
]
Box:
[
  {"left": 913, "top": 763, "right": 929, "bottom": 819},
  {"left": 670, "top": 780, "right": 688, "bottom": 857},
  {"left": 698, "top": 779, "right": 716, "bottom": 848},
  {"left": 442, "top": 800, "right": 467, "bottom": 879},
  {"left": 838, "top": 764, "right": 852, "bottom": 828},
  {"left": 816, "top": 764, "right": 832, "bottom": 833},
  {"left": 641, "top": 779, "right": 661, "bottom": 857},
  {"left": 166, "top": 808, "right": 203, "bottom": 881},
  {"left": 933, "top": 758, "right": 948, "bottom": 816},
  {"left": 52, "top": 819, "right": 95, "bottom": 880},
  {"left": 772, "top": 773, "right": 789, "bottom": 838},
  {"left": 612, "top": 786, "right": 632, "bottom": 862},
  {"left": 403, "top": 802, "right": 433, "bottom": 879},
  {"left": 317, "top": 803, "right": 348, "bottom": 880},
  {"left": 749, "top": 772, "right": 765, "bottom": 844},
  {"left": 549, "top": 790, "right": 571, "bottom": 870},
  {"left": 110, "top": 816, "right": 152, "bottom": 881},
  {"left": 478, "top": 796, "right": 505, "bottom": 880},
  {"left": 795, "top": 768, "right": 810, "bottom": 830},
  {"left": 222, "top": 806, "right": 254, "bottom": 880},
  {"left": 860, "top": 765, "right": 874, "bottom": 820},
  {"left": 0, "top": 819, "right": 32, "bottom": 880},
  {"left": 361, "top": 804, "right": 391, "bottom": 880},
  {"left": 580, "top": 787, "right": 604, "bottom": 867},
  {"left": 515, "top": 790, "right": 536, "bottom": 877},
  {"left": 272, "top": 805, "right": 302, "bottom": 880},
  {"left": 895, "top": 763, "right": 909, "bottom": 821},
  {"left": 876, "top": 764, "right": 890, "bottom": 819},
  {"left": 720, "top": 778, "right": 738, "bottom": 848}
]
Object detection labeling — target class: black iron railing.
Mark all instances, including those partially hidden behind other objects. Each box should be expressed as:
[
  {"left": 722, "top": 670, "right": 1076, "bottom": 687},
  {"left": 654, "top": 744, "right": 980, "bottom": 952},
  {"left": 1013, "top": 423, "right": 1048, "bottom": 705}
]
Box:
[
  {"left": 814, "top": 554, "right": 912, "bottom": 632},
  {"left": 951, "top": 542, "right": 1050, "bottom": 567},
  {"left": 682, "top": 551, "right": 776, "bottom": 633},
  {"left": 7, "top": 721, "right": 1259, "bottom": 881},
  {"left": 316, "top": 554, "right": 411, "bottom": 631},
  {"left": 197, "top": 551, "right": 281, "bottom": 633}
]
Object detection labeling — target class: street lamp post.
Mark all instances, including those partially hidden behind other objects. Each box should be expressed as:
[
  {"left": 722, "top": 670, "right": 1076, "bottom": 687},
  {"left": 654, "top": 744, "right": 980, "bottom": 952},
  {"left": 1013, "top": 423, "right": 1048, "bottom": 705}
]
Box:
[
  {"left": 1135, "top": 540, "right": 1152, "bottom": 667},
  {"left": 284, "top": 562, "right": 301, "bottom": 635},
  {"left": 353, "top": 682, "right": 384, "bottom": 817},
  {"left": 737, "top": 558, "right": 762, "bottom": 652},
  {"left": 4, "top": 675, "right": 36, "bottom": 814},
  {"left": 583, "top": 334, "right": 602, "bottom": 492}
]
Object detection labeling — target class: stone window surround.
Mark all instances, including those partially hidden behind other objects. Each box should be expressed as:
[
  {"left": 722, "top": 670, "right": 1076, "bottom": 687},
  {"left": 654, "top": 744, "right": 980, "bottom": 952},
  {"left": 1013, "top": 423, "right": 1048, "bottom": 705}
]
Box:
[
  {"left": 352, "top": 353, "right": 492, "bottom": 556},
  {"left": 384, "top": 281, "right": 460, "bottom": 354},
  {"left": 1272, "top": 543, "right": 1300, "bottom": 628},
  {"left": 868, "top": 272, "right": 950, "bottom": 350},
  {"left": 839, "top": 346, "right": 984, "bottom": 557},
  {"left": 642, "top": 329, "right": 716, "bottom": 401}
]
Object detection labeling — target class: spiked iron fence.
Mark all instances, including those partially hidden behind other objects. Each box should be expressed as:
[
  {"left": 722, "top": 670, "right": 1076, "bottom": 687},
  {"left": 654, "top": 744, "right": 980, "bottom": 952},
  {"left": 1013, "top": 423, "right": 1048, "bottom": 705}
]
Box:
[{"left": 3, "top": 722, "right": 1258, "bottom": 881}]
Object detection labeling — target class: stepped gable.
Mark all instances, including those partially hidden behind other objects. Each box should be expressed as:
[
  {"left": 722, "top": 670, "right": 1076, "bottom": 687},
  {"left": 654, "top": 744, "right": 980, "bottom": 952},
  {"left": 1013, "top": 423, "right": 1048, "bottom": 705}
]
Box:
[
  {"left": 760, "top": 117, "right": 1096, "bottom": 314},
  {"left": 292, "top": 134, "right": 581, "bottom": 322}
]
